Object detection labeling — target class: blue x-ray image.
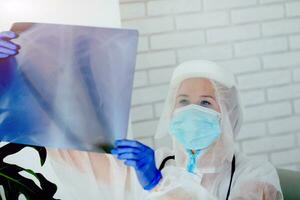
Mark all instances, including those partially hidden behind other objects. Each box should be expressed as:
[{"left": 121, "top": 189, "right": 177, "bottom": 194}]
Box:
[{"left": 0, "top": 22, "right": 138, "bottom": 153}]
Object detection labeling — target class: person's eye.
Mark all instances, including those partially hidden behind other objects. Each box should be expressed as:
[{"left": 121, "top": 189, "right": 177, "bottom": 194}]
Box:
[
  {"left": 199, "top": 100, "right": 211, "bottom": 107},
  {"left": 179, "top": 99, "right": 190, "bottom": 106}
]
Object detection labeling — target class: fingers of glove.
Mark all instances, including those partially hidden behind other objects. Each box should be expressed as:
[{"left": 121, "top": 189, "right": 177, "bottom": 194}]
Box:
[
  {"left": 123, "top": 157, "right": 151, "bottom": 170},
  {"left": 111, "top": 147, "right": 141, "bottom": 155},
  {"left": 0, "top": 31, "right": 18, "bottom": 40},
  {"left": 0, "top": 47, "right": 17, "bottom": 56},
  {"left": 0, "top": 40, "right": 19, "bottom": 50},
  {"left": 124, "top": 159, "right": 139, "bottom": 168},
  {"left": 114, "top": 139, "right": 146, "bottom": 150},
  {"left": 0, "top": 53, "right": 9, "bottom": 59},
  {"left": 116, "top": 152, "right": 141, "bottom": 160}
]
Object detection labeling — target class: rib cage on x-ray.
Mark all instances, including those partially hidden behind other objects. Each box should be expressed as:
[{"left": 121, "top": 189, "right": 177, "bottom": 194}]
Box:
[{"left": 0, "top": 23, "right": 138, "bottom": 152}]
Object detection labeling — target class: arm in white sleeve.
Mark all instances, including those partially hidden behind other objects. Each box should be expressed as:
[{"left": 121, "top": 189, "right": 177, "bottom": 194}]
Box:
[{"left": 229, "top": 157, "right": 283, "bottom": 200}]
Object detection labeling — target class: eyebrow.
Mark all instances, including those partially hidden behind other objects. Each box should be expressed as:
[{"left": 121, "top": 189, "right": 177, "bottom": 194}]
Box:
[
  {"left": 201, "top": 95, "right": 215, "bottom": 99},
  {"left": 177, "top": 94, "right": 214, "bottom": 98},
  {"left": 177, "top": 94, "right": 189, "bottom": 97}
]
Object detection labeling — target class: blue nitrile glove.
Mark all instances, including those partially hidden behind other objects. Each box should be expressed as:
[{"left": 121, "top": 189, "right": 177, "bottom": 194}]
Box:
[
  {"left": 0, "top": 31, "right": 19, "bottom": 58},
  {"left": 112, "top": 139, "right": 162, "bottom": 190}
]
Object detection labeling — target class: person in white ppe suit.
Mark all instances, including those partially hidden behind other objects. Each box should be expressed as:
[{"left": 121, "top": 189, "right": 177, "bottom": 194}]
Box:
[
  {"left": 0, "top": 31, "right": 282, "bottom": 199},
  {"left": 47, "top": 60, "right": 282, "bottom": 200},
  {"left": 148, "top": 60, "right": 283, "bottom": 199}
]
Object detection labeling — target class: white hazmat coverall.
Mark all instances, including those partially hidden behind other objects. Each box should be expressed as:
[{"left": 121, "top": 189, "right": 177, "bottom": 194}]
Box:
[{"left": 47, "top": 60, "right": 283, "bottom": 200}]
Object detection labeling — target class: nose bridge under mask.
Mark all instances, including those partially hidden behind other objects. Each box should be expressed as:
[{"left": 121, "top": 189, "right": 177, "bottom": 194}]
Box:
[{"left": 173, "top": 104, "right": 221, "bottom": 119}]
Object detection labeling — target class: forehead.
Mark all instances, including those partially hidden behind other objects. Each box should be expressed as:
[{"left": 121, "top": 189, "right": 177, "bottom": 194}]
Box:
[{"left": 176, "top": 77, "right": 215, "bottom": 96}]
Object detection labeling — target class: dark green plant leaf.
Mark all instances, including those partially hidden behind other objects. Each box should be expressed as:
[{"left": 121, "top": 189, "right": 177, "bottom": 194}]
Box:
[
  {"left": 0, "top": 143, "right": 46, "bottom": 166},
  {"left": 24, "top": 169, "right": 57, "bottom": 197},
  {"left": 0, "top": 143, "right": 58, "bottom": 200}
]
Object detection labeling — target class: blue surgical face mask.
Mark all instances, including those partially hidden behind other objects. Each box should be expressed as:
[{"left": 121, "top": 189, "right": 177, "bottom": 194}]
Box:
[{"left": 169, "top": 104, "right": 221, "bottom": 150}]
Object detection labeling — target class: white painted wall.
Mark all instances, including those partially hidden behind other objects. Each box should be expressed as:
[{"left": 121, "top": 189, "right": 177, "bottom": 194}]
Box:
[{"left": 0, "top": 0, "right": 121, "bottom": 30}]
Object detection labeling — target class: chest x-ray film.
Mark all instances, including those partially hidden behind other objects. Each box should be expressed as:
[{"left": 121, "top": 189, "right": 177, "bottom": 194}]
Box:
[{"left": 0, "top": 22, "right": 138, "bottom": 153}]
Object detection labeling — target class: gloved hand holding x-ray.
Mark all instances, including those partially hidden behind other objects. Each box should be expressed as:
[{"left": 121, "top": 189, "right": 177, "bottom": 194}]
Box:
[{"left": 0, "top": 23, "right": 138, "bottom": 153}]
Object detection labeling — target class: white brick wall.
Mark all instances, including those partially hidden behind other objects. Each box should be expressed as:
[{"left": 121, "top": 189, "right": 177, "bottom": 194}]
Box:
[
  {"left": 236, "top": 122, "right": 266, "bottom": 140},
  {"left": 262, "top": 18, "right": 300, "bottom": 36},
  {"left": 260, "top": 0, "right": 285, "bottom": 4},
  {"left": 131, "top": 84, "right": 168, "bottom": 105},
  {"left": 148, "top": 67, "right": 174, "bottom": 84},
  {"left": 271, "top": 149, "right": 300, "bottom": 166},
  {"left": 267, "top": 116, "right": 300, "bottom": 135},
  {"left": 243, "top": 102, "right": 292, "bottom": 122},
  {"left": 231, "top": 5, "right": 285, "bottom": 24},
  {"left": 123, "top": 16, "right": 174, "bottom": 34},
  {"left": 133, "top": 71, "right": 148, "bottom": 87},
  {"left": 237, "top": 70, "right": 291, "bottom": 89},
  {"left": 147, "top": 0, "right": 202, "bottom": 16},
  {"left": 294, "top": 68, "right": 300, "bottom": 82},
  {"left": 286, "top": 1, "right": 300, "bottom": 17},
  {"left": 137, "top": 36, "right": 149, "bottom": 52},
  {"left": 295, "top": 99, "right": 300, "bottom": 113},
  {"left": 290, "top": 35, "right": 300, "bottom": 49},
  {"left": 206, "top": 24, "right": 260, "bottom": 44},
  {"left": 178, "top": 44, "right": 233, "bottom": 62},
  {"left": 267, "top": 84, "right": 300, "bottom": 101},
  {"left": 203, "top": 0, "right": 256, "bottom": 11},
  {"left": 130, "top": 105, "right": 154, "bottom": 122},
  {"left": 234, "top": 37, "right": 288, "bottom": 57},
  {"left": 175, "top": 12, "right": 230, "bottom": 30},
  {"left": 136, "top": 50, "right": 176, "bottom": 69},
  {"left": 242, "top": 134, "right": 295, "bottom": 154},
  {"left": 120, "top": 3, "right": 146, "bottom": 20},
  {"left": 262, "top": 51, "right": 300, "bottom": 69},
  {"left": 120, "top": 0, "right": 300, "bottom": 171},
  {"left": 240, "top": 89, "right": 265, "bottom": 106},
  {"left": 150, "top": 30, "right": 205, "bottom": 50},
  {"left": 217, "top": 57, "right": 261, "bottom": 74}
]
